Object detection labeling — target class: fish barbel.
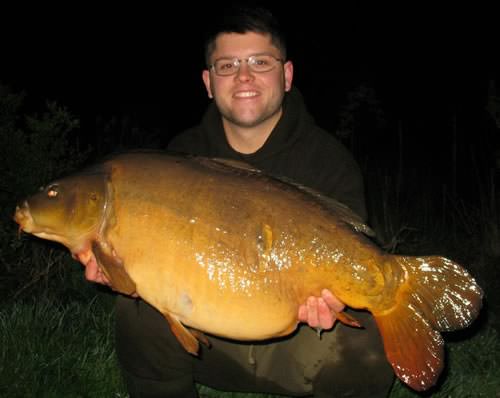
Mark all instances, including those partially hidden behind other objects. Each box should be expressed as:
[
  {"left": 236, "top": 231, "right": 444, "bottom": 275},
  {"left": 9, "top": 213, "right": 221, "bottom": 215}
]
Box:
[{"left": 13, "top": 152, "right": 483, "bottom": 391}]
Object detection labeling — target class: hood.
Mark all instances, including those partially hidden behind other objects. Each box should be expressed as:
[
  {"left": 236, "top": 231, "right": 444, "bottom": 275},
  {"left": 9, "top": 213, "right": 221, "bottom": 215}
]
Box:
[{"left": 198, "top": 88, "right": 316, "bottom": 162}]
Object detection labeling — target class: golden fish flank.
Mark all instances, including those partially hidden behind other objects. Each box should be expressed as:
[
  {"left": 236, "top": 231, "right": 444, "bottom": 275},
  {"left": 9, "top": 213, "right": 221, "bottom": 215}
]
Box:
[{"left": 13, "top": 152, "right": 483, "bottom": 392}]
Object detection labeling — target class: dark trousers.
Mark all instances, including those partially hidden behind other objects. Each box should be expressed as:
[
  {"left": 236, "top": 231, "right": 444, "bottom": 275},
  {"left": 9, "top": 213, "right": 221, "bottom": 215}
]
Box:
[{"left": 115, "top": 295, "right": 394, "bottom": 398}]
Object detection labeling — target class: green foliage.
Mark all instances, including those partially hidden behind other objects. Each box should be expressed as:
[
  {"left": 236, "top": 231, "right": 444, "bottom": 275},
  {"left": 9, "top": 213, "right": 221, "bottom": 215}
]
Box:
[
  {"left": 0, "top": 90, "right": 84, "bottom": 199},
  {"left": 0, "top": 295, "right": 125, "bottom": 398},
  {"left": 0, "top": 87, "right": 90, "bottom": 300},
  {"left": 197, "top": 386, "right": 291, "bottom": 397}
]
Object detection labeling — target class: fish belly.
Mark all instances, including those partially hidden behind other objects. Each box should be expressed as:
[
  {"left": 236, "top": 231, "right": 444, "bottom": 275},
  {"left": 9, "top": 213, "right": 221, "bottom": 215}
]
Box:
[{"left": 104, "top": 154, "right": 381, "bottom": 339}]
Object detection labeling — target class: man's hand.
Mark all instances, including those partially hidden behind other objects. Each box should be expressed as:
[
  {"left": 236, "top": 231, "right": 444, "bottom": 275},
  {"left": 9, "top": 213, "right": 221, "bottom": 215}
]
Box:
[
  {"left": 84, "top": 257, "right": 111, "bottom": 285},
  {"left": 77, "top": 251, "right": 139, "bottom": 297},
  {"left": 297, "top": 289, "right": 345, "bottom": 330},
  {"left": 75, "top": 251, "right": 111, "bottom": 286}
]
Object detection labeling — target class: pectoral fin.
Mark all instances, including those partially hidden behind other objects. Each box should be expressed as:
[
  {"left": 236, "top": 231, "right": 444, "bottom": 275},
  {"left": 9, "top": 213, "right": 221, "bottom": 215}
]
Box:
[
  {"left": 92, "top": 240, "right": 136, "bottom": 295},
  {"left": 162, "top": 312, "right": 200, "bottom": 355}
]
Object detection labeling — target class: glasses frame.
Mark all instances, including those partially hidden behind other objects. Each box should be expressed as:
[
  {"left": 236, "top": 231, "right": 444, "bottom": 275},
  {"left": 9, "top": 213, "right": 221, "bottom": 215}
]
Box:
[{"left": 209, "top": 54, "right": 284, "bottom": 76}]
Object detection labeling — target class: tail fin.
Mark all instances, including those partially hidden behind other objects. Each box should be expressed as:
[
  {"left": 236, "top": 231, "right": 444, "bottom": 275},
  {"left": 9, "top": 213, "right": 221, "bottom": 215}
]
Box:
[{"left": 374, "top": 255, "right": 483, "bottom": 391}]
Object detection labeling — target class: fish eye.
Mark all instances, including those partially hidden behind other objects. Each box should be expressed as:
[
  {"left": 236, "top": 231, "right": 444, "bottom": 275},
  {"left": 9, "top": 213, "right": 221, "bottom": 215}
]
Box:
[{"left": 47, "top": 184, "right": 59, "bottom": 198}]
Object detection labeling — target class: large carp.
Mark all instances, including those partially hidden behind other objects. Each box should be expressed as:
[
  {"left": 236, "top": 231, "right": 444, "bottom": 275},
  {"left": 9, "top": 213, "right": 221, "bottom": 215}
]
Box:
[{"left": 13, "top": 152, "right": 483, "bottom": 391}]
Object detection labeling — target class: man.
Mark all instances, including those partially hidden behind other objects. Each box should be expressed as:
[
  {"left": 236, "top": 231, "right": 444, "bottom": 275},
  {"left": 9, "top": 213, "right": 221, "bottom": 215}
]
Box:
[{"left": 86, "top": 6, "right": 394, "bottom": 398}]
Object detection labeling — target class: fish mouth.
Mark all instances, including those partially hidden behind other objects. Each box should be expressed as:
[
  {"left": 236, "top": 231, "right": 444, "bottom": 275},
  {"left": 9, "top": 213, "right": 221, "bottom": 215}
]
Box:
[{"left": 13, "top": 201, "right": 35, "bottom": 233}]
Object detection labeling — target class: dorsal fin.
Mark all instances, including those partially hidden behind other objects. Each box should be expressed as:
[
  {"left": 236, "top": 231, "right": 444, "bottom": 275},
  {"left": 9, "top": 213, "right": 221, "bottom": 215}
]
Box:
[
  {"left": 193, "top": 156, "right": 261, "bottom": 175},
  {"left": 281, "top": 180, "right": 375, "bottom": 237},
  {"left": 194, "top": 156, "right": 375, "bottom": 238},
  {"left": 211, "top": 158, "right": 261, "bottom": 172}
]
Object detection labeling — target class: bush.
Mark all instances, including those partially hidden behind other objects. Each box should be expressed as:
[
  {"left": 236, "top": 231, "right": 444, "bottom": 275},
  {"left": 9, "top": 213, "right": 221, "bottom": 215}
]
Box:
[{"left": 0, "top": 86, "right": 90, "bottom": 301}]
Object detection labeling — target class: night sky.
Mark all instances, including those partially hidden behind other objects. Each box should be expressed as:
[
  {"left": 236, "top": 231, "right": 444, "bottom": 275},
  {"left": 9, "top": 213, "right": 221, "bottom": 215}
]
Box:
[{"left": 2, "top": 4, "right": 498, "bottom": 169}]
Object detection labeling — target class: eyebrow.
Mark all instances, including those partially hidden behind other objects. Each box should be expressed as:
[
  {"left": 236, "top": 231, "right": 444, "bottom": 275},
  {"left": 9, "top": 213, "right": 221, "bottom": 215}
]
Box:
[{"left": 213, "top": 52, "right": 280, "bottom": 61}]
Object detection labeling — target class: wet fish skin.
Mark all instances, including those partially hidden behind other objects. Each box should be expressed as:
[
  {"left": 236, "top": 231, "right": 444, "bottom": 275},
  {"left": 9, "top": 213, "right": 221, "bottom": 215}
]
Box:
[{"left": 13, "top": 152, "right": 483, "bottom": 391}]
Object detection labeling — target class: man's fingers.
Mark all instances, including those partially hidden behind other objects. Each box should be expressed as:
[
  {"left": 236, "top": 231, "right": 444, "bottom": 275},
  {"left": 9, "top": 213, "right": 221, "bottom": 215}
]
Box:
[
  {"left": 84, "top": 260, "right": 99, "bottom": 282},
  {"left": 306, "top": 297, "right": 320, "bottom": 328},
  {"left": 83, "top": 257, "right": 110, "bottom": 285},
  {"left": 321, "top": 289, "right": 345, "bottom": 313},
  {"left": 317, "top": 298, "right": 335, "bottom": 330},
  {"left": 297, "top": 291, "right": 346, "bottom": 330}
]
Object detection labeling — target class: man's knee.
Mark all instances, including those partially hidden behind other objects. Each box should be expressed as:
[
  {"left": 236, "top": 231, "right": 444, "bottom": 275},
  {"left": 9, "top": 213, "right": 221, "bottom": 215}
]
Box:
[
  {"left": 313, "top": 311, "right": 394, "bottom": 397},
  {"left": 313, "top": 357, "right": 394, "bottom": 398},
  {"left": 115, "top": 295, "right": 196, "bottom": 395},
  {"left": 121, "top": 366, "right": 198, "bottom": 398}
]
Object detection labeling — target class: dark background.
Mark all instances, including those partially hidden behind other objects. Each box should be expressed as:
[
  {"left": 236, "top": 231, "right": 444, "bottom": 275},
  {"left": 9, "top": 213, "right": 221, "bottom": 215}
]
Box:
[{"left": 2, "top": 3, "right": 499, "bottom": 183}]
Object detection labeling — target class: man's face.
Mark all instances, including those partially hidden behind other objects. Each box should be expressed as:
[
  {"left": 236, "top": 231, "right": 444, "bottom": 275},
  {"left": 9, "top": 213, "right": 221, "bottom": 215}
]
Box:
[{"left": 202, "top": 32, "right": 293, "bottom": 129}]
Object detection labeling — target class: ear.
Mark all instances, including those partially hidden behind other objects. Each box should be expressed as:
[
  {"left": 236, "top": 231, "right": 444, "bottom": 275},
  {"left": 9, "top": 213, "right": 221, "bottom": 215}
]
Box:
[
  {"left": 202, "top": 70, "right": 213, "bottom": 98},
  {"left": 283, "top": 61, "right": 294, "bottom": 92}
]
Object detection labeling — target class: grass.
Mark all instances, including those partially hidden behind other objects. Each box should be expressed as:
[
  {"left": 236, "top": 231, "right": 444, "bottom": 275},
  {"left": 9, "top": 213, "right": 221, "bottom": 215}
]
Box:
[
  {"left": 1, "top": 290, "right": 499, "bottom": 398},
  {"left": 0, "top": 295, "right": 126, "bottom": 398}
]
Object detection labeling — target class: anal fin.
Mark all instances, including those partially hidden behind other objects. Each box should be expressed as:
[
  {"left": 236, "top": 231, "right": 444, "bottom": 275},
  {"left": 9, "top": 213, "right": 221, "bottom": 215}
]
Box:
[{"left": 337, "top": 311, "right": 363, "bottom": 328}]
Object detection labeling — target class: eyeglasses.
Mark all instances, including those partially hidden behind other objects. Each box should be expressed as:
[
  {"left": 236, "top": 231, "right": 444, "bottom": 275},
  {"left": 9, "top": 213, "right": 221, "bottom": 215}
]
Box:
[{"left": 209, "top": 54, "right": 283, "bottom": 76}]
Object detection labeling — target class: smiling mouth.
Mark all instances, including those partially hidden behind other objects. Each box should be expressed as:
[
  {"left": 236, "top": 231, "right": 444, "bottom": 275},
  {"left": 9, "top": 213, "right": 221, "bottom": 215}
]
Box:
[{"left": 234, "top": 91, "right": 259, "bottom": 99}]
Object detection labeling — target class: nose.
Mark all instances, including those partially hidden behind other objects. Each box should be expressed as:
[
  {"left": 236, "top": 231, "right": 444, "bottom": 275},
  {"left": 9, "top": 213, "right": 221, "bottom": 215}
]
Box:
[{"left": 235, "top": 62, "right": 254, "bottom": 82}]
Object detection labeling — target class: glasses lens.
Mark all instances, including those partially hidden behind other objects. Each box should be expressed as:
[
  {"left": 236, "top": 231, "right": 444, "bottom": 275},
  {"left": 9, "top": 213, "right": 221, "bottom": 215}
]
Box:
[
  {"left": 214, "top": 59, "right": 237, "bottom": 76},
  {"left": 248, "top": 55, "right": 278, "bottom": 72},
  {"left": 212, "top": 55, "right": 281, "bottom": 76}
]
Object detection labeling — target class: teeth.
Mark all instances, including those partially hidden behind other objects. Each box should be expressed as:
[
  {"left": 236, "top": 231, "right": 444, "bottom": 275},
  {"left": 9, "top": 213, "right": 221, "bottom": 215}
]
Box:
[{"left": 235, "top": 91, "right": 258, "bottom": 98}]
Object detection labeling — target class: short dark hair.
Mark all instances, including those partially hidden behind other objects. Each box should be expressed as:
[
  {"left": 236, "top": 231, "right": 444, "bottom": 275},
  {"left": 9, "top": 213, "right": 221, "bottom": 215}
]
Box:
[{"left": 203, "top": 5, "right": 287, "bottom": 66}]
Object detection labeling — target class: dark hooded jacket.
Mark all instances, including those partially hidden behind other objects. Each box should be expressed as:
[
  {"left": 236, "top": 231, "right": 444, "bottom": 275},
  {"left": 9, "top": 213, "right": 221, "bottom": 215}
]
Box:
[
  {"left": 168, "top": 88, "right": 367, "bottom": 220},
  {"left": 115, "top": 89, "right": 395, "bottom": 398}
]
